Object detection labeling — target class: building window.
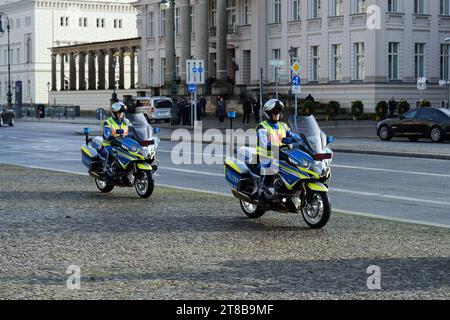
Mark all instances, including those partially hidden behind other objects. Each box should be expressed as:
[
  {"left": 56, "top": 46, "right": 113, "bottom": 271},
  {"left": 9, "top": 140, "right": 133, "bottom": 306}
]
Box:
[
  {"left": 388, "top": 42, "right": 399, "bottom": 80},
  {"left": 311, "top": 46, "right": 320, "bottom": 81},
  {"left": 114, "top": 19, "right": 123, "bottom": 29},
  {"left": 273, "top": 0, "right": 281, "bottom": 23},
  {"left": 79, "top": 18, "right": 88, "bottom": 27},
  {"left": 160, "top": 58, "right": 166, "bottom": 84},
  {"left": 176, "top": 57, "right": 180, "bottom": 78},
  {"left": 96, "top": 18, "right": 105, "bottom": 28},
  {"left": 415, "top": 43, "right": 425, "bottom": 78},
  {"left": 16, "top": 18, "right": 20, "bottom": 29},
  {"left": 175, "top": 7, "right": 180, "bottom": 34},
  {"left": 148, "top": 12, "right": 155, "bottom": 38},
  {"left": 272, "top": 49, "right": 281, "bottom": 82},
  {"left": 331, "top": 44, "right": 342, "bottom": 81},
  {"left": 26, "top": 38, "right": 32, "bottom": 63},
  {"left": 227, "top": 0, "right": 236, "bottom": 32},
  {"left": 354, "top": 42, "right": 365, "bottom": 80},
  {"left": 440, "top": 44, "right": 450, "bottom": 81},
  {"left": 332, "top": 0, "right": 344, "bottom": 16},
  {"left": 291, "top": 0, "right": 300, "bottom": 21},
  {"left": 148, "top": 59, "right": 154, "bottom": 86},
  {"left": 211, "top": 0, "right": 217, "bottom": 29},
  {"left": 190, "top": 6, "right": 195, "bottom": 32},
  {"left": 244, "top": 0, "right": 251, "bottom": 25},
  {"left": 441, "top": 0, "right": 450, "bottom": 15},
  {"left": 414, "top": 0, "right": 424, "bottom": 14},
  {"left": 311, "top": 0, "right": 321, "bottom": 19},
  {"left": 16, "top": 47, "right": 20, "bottom": 64},
  {"left": 388, "top": 0, "right": 400, "bottom": 12},
  {"left": 25, "top": 16, "right": 31, "bottom": 27},
  {"left": 60, "top": 17, "right": 69, "bottom": 26},
  {"left": 160, "top": 10, "right": 166, "bottom": 36},
  {"left": 353, "top": 0, "right": 366, "bottom": 14}
]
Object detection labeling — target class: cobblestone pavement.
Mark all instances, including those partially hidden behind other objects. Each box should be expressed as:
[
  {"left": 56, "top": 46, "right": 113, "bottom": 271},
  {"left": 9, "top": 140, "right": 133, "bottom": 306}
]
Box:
[{"left": 0, "top": 165, "right": 448, "bottom": 300}]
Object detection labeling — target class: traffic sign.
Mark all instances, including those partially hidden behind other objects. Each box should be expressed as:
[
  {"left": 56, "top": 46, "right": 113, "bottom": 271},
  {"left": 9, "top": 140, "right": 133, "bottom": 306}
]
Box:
[
  {"left": 270, "top": 60, "right": 285, "bottom": 67},
  {"left": 188, "top": 83, "right": 197, "bottom": 93},
  {"left": 292, "top": 85, "right": 301, "bottom": 95},
  {"left": 187, "top": 60, "right": 205, "bottom": 84},
  {"left": 439, "top": 80, "right": 449, "bottom": 86},
  {"left": 417, "top": 77, "right": 427, "bottom": 90},
  {"left": 291, "top": 61, "right": 302, "bottom": 75},
  {"left": 292, "top": 75, "right": 301, "bottom": 86}
]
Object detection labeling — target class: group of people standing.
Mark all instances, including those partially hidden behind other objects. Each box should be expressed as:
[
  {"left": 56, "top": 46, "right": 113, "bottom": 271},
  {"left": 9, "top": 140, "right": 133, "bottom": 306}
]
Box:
[{"left": 178, "top": 96, "right": 208, "bottom": 125}]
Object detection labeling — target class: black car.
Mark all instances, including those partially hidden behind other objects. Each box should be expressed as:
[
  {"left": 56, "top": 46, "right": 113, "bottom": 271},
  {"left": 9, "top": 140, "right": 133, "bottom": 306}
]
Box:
[
  {"left": 377, "top": 107, "right": 450, "bottom": 143},
  {"left": 0, "top": 105, "right": 15, "bottom": 127}
]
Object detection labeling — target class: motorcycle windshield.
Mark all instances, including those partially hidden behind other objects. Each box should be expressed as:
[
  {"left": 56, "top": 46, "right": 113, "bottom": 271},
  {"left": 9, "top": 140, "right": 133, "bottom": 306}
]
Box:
[
  {"left": 129, "top": 113, "right": 152, "bottom": 141},
  {"left": 287, "top": 114, "right": 327, "bottom": 154}
]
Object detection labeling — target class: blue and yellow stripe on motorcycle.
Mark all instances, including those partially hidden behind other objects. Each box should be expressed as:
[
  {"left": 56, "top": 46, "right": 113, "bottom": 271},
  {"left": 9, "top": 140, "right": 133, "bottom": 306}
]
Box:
[
  {"left": 307, "top": 182, "right": 328, "bottom": 192},
  {"left": 137, "top": 163, "right": 152, "bottom": 171},
  {"left": 224, "top": 157, "right": 242, "bottom": 174},
  {"left": 81, "top": 146, "right": 93, "bottom": 157}
]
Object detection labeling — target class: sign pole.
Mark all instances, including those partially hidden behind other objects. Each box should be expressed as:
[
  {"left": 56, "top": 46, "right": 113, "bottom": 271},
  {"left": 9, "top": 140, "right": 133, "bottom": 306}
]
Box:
[
  {"left": 259, "top": 68, "right": 263, "bottom": 122},
  {"left": 276, "top": 66, "right": 279, "bottom": 100},
  {"left": 295, "top": 94, "right": 298, "bottom": 117}
]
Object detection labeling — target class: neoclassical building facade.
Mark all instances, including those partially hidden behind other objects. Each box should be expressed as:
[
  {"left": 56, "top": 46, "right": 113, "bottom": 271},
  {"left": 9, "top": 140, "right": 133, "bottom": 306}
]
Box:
[
  {"left": 0, "top": 0, "right": 137, "bottom": 104},
  {"left": 134, "top": 0, "right": 450, "bottom": 110}
]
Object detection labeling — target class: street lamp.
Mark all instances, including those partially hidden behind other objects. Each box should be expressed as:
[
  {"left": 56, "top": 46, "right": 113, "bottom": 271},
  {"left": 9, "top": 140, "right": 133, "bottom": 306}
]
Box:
[
  {"left": 160, "top": 0, "right": 178, "bottom": 95},
  {"left": 288, "top": 46, "right": 297, "bottom": 78},
  {"left": 0, "top": 12, "right": 12, "bottom": 110}
]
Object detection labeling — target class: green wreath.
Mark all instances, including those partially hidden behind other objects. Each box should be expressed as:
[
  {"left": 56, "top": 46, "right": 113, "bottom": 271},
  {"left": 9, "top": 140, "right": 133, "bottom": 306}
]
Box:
[
  {"left": 375, "top": 101, "right": 388, "bottom": 119},
  {"left": 398, "top": 100, "right": 410, "bottom": 115},
  {"left": 326, "top": 101, "right": 340, "bottom": 120},
  {"left": 351, "top": 100, "right": 364, "bottom": 119}
]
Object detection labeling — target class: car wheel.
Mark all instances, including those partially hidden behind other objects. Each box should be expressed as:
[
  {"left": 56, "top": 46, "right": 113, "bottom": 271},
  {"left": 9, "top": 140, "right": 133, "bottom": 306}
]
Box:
[
  {"left": 9, "top": 116, "right": 14, "bottom": 127},
  {"left": 378, "top": 125, "right": 392, "bottom": 141},
  {"left": 430, "top": 126, "right": 444, "bottom": 143},
  {"left": 408, "top": 137, "right": 419, "bottom": 142}
]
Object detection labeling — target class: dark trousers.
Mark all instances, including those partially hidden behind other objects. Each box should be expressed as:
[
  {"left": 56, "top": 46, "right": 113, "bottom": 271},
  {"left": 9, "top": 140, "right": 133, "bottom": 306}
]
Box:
[
  {"left": 219, "top": 116, "right": 224, "bottom": 123},
  {"left": 243, "top": 111, "right": 251, "bottom": 123}
]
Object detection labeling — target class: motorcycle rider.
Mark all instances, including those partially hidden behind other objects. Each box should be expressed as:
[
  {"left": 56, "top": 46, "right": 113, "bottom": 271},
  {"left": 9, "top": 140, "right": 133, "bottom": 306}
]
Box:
[
  {"left": 101, "top": 101, "right": 133, "bottom": 174},
  {"left": 256, "top": 99, "right": 302, "bottom": 199}
]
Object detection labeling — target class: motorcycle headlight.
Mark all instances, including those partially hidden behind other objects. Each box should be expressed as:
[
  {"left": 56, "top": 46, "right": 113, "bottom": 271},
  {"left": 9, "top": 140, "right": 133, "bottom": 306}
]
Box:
[{"left": 140, "top": 147, "right": 150, "bottom": 158}]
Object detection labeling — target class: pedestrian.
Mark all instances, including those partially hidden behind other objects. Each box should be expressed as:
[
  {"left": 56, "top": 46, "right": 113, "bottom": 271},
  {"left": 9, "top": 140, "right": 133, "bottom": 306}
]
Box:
[
  {"left": 242, "top": 97, "right": 252, "bottom": 124},
  {"left": 198, "top": 96, "right": 207, "bottom": 119},
  {"left": 217, "top": 96, "right": 226, "bottom": 123},
  {"left": 253, "top": 97, "right": 261, "bottom": 123},
  {"left": 388, "top": 96, "right": 397, "bottom": 118},
  {"left": 305, "top": 94, "right": 315, "bottom": 103},
  {"left": 180, "top": 97, "right": 190, "bottom": 126}
]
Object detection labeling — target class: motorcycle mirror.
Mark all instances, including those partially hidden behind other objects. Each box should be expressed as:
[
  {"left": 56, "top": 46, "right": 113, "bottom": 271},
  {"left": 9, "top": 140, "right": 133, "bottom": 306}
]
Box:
[
  {"left": 153, "top": 128, "right": 161, "bottom": 134},
  {"left": 83, "top": 128, "right": 92, "bottom": 135},
  {"left": 327, "top": 136, "right": 335, "bottom": 145}
]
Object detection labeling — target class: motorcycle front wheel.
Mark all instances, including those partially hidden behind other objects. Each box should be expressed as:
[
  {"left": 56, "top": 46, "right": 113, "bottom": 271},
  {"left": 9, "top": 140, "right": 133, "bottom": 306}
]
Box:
[
  {"left": 301, "top": 191, "right": 331, "bottom": 229},
  {"left": 135, "top": 171, "right": 155, "bottom": 199},
  {"left": 95, "top": 179, "right": 114, "bottom": 193}
]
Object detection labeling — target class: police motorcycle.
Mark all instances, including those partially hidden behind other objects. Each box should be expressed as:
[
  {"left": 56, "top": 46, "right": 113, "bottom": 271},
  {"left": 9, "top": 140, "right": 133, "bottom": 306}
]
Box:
[
  {"left": 225, "top": 114, "right": 334, "bottom": 229},
  {"left": 81, "top": 113, "right": 160, "bottom": 198}
]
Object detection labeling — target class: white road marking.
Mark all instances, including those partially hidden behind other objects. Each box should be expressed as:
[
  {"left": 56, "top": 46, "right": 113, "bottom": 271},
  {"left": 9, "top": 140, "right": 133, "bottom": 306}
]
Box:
[
  {"left": 333, "top": 164, "right": 450, "bottom": 178},
  {"left": 1, "top": 161, "right": 448, "bottom": 229},
  {"left": 159, "top": 166, "right": 223, "bottom": 177}
]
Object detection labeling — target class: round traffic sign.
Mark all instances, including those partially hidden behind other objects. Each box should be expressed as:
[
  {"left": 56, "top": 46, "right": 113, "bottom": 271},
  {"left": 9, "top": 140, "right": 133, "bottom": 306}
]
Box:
[
  {"left": 198, "top": 67, "right": 203, "bottom": 73},
  {"left": 192, "top": 67, "right": 198, "bottom": 73},
  {"left": 292, "top": 76, "right": 301, "bottom": 86}
]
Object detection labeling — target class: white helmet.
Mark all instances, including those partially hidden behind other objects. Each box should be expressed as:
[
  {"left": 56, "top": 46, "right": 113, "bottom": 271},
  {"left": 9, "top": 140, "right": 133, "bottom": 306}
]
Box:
[
  {"left": 263, "top": 99, "right": 285, "bottom": 120},
  {"left": 111, "top": 101, "right": 127, "bottom": 119}
]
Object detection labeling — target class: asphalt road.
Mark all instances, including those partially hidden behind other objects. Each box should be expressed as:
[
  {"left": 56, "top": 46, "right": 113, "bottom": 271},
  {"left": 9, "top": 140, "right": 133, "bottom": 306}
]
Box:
[{"left": 1, "top": 122, "right": 450, "bottom": 228}]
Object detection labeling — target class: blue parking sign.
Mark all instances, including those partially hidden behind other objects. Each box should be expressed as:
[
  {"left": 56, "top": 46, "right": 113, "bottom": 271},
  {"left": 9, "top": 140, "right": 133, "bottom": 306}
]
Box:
[{"left": 188, "top": 83, "right": 197, "bottom": 93}]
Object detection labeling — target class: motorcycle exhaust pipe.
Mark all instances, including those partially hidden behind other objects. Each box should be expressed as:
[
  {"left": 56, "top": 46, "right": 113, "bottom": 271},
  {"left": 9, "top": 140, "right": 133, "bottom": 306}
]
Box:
[
  {"left": 88, "top": 171, "right": 102, "bottom": 180},
  {"left": 231, "top": 189, "right": 258, "bottom": 205}
]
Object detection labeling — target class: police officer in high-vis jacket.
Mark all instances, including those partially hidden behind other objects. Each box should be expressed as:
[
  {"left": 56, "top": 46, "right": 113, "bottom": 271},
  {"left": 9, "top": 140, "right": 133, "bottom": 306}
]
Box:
[
  {"left": 101, "top": 101, "right": 132, "bottom": 174},
  {"left": 256, "top": 99, "right": 302, "bottom": 199}
]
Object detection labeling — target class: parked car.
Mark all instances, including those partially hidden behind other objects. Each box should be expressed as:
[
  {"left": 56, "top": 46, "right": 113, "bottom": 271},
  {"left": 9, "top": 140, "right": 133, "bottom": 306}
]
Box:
[
  {"left": 377, "top": 107, "right": 450, "bottom": 143},
  {"left": 0, "top": 105, "right": 15, "bottom": 127},
  {"left": 134, "top": 96, "right": 173, "bottom": 123}
]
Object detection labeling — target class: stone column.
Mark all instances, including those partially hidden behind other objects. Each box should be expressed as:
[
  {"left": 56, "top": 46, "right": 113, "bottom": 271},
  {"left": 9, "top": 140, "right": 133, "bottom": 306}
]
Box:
[
  {"left": 180, "top": 0, "right": 191, "bottom": 82},
  {"left": 88, "top": 51, "right": 96, "bottom": 90},
  {"left": 130, "top": 47, "right": 136, "bottom": 89},
  {"left": 216, "top": 0, "right": 227, "bottom": 82},
  {"left": 165, "top": 1, "right": 176, "bottom": 86},
  {"left": 60, "top": 53, "right": 65, "bottom": 91},
  {"left": 69, "top": 53, "right": 77, "bottom": 90},
  {"left": 78, "top": 52, "right": 86, "bottom": 90},
  {"left": 108, "top": 49, "right": 116, "bottom": 90},
  {"left": 51, "top": 54, "right": 57, "bottom": 91},
  {"left": 119, "top": 48, "right": 125, "bottom": 89},
  {"left": 195, "top": 0, "right": 209, "bottom": 79},
  {"left": 98, "top": 50, "right": 106, "bottom": 90}
]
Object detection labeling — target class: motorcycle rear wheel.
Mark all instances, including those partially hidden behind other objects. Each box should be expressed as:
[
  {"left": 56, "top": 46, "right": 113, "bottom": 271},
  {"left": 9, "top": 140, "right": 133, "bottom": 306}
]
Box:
[
  {"left": 135, "top": 171, "right": 155, "bottom": 199},
  {"left": 95, "top": 179, "right": 114, "bottom": 193},
  {"left": 240, "top": 200, "right": 266, "bottom": 219},
  {"left": 301, "top": 191, "right": 331, "bottom": 229}
]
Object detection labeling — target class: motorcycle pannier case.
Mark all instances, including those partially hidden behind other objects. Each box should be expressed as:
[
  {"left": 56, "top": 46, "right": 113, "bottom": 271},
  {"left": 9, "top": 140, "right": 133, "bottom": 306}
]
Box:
[
  {"left": 224, "top": 156, "right": 250, "bottom": 189},
  {"left": 81, "top": 145, "right": 100, "bottom": 169}
]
